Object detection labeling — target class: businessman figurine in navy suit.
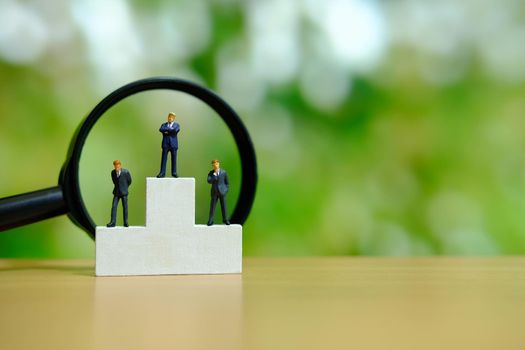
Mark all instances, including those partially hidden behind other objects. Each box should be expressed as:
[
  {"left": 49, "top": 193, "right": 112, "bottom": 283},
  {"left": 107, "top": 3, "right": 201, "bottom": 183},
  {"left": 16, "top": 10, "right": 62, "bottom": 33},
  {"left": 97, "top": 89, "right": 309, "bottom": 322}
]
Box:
[
  {"left": 207, "top": 159, "right": 230, "bottom": 226},
  {"left": 157, "top": 112, "right": 180, "bottom": 178},
  {"left": 107, "top": 160, "right": 132, "bottom": 227}
]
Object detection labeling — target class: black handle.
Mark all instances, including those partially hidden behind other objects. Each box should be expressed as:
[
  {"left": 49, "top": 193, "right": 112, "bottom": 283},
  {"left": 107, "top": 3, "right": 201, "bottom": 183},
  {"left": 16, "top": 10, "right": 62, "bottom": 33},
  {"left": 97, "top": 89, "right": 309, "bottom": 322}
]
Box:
[{"left": 0, "top": 186, "right": 68, "bottom": 232}]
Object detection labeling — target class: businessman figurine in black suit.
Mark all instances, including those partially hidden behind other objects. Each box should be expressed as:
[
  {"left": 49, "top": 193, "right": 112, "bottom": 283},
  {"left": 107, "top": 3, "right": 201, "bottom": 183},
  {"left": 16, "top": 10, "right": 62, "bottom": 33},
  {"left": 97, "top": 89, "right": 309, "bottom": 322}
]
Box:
[
  {"left": 207, "top": 159, "right": 230, "bottom": 226},
  {"left": 107, "top": 160, "right": 132, "bottom": 227},
  {"left": 157, "top": 112, "right": 180, "bottom": 178}
]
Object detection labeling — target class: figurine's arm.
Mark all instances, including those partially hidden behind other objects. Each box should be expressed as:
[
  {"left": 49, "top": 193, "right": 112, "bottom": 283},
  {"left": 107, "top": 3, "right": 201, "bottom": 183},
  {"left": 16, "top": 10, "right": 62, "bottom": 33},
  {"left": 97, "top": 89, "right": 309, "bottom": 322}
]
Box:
[
  {"left": 207, "top": 171, "right": 216, "bottom": 184},
  {"left": 111, "top": 172, "right": 117, "bottom": 185},
  {"left": 166, "top": 124, "right": 180, "bottom": 135},
  {"left": 160, "top": 123, "right": 179, "bottom": 135},
  {"left": 224, "top": 172, "right": 229, "bottom": 190},
  {"left": 127, "top": 171, "right": 132, "bottom": 186}
]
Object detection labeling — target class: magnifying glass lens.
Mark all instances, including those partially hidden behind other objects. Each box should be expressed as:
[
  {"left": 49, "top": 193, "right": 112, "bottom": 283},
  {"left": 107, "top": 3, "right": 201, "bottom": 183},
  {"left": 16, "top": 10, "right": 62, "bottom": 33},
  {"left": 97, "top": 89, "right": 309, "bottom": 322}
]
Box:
[{"left": 79, "top": 91, "right": 242, "bottom": 227}]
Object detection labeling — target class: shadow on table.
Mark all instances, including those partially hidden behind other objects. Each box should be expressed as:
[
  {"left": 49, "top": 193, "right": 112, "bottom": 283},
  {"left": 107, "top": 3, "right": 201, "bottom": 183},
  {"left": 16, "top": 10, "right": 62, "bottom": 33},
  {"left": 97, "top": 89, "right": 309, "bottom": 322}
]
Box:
[{"left": 0, "top": 260, "right": 95, "bottom": 276}]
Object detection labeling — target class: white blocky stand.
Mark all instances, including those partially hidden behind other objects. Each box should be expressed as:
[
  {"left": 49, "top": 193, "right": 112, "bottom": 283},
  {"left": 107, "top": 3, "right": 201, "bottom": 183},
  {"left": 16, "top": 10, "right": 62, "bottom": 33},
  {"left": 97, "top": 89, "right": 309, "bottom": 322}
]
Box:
[{"left": 96, "top": 178, "right": 242, "bottom": 276}]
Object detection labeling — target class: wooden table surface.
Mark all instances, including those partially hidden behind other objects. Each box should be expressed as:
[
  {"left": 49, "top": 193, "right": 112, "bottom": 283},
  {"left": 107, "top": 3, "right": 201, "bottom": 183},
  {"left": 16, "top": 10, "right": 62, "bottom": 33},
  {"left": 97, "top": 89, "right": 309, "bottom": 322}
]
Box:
[{"left": 1, "top": 257, "right": 525, "bottom": 349}]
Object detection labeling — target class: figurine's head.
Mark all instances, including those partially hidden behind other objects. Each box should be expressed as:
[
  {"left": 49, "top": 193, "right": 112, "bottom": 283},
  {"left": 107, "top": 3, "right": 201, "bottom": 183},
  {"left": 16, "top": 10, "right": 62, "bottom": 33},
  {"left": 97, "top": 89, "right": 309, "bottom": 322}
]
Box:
[
  {"left": 113, "top": 160, "right": 122, "bottom": 171},
  {"left": 167, "top": 112, "right": 176, "bottom": 123},
  {"left": 211, "top": 159, "right": 220, "bottom": 171}
]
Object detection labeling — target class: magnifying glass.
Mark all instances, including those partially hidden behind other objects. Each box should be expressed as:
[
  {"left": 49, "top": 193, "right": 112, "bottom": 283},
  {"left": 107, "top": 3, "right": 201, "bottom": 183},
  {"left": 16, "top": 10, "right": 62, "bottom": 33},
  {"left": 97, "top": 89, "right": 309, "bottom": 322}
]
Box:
[{"left": 0, "top": 77, "right": 257, "bottom": 240}]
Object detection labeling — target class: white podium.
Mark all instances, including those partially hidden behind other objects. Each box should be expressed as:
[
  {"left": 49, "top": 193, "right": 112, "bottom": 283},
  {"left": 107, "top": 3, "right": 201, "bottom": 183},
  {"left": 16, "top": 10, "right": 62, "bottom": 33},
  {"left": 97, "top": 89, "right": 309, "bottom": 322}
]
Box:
[{"left": 96, "top": 178, "right": 242, "bottom": 276}]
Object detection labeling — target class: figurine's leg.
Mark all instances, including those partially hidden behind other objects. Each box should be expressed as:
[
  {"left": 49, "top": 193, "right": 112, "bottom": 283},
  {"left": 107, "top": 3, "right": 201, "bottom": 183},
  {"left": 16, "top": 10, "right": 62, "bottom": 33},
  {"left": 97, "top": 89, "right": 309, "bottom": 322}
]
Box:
[
  {"left": 219, "top": 195, "right": 229, "bottom": 223},
  {"left": 157, "top": 148, "right": 168, "bottom": 177},
  {"left": 107, "top": 196, "right": 118, "bottom": 226},
  {"left": 207, "top": 195, "right": 218, "bottom": 225},
  {"left": 122, "top": 195, "right": 128, "bottom": 227},
  {"left": 171, "top": 148, "right": 177, "bottom": 176}
]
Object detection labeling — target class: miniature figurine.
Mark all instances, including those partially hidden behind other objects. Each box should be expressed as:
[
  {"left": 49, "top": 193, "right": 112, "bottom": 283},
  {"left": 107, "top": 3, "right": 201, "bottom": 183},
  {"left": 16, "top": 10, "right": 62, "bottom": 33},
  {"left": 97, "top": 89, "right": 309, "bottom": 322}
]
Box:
[
  {"left": 156, "top": 112, "right": 180, "bottom": 178},
  {"left": 207, "top": 159, "right": 230, "bottom": 226},
  {"left": 107, "top": 160, "right": 132, "bottom": 227}
]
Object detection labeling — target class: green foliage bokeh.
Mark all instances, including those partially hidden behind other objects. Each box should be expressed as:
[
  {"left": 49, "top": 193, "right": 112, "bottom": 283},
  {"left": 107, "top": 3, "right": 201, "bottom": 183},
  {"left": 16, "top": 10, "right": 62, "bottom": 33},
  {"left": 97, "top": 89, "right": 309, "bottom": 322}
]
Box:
[{"left": 1, "top": 1, "right": 525, "bottom": 257}]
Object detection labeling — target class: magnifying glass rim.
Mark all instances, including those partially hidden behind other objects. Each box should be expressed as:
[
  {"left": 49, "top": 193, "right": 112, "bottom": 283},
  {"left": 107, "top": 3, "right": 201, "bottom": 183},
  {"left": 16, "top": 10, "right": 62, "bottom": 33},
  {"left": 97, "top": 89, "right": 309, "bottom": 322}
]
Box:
[{"left": 60, "top": 76, "right": 257, "bottom": 239}]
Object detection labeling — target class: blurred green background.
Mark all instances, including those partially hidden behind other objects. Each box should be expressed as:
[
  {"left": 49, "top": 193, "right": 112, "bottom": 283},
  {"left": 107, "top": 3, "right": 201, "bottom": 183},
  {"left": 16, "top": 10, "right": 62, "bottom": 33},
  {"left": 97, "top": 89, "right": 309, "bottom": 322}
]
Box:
[{"left": 1, "top": 0, "right": 525, "bottom": 258}]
